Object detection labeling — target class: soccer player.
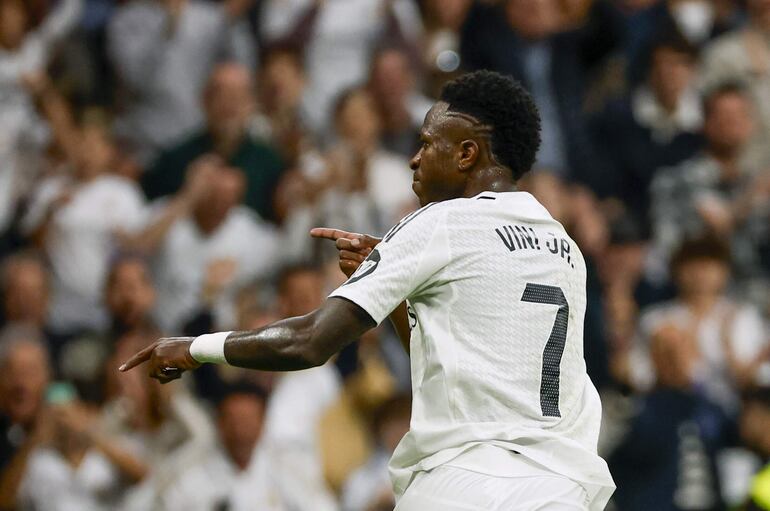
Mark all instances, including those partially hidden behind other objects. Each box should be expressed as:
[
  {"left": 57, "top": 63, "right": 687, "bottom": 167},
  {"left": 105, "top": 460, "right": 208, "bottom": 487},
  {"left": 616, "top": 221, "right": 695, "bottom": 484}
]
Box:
[{"left": 120, "top": 70, "right": 615, "bottom": 510}]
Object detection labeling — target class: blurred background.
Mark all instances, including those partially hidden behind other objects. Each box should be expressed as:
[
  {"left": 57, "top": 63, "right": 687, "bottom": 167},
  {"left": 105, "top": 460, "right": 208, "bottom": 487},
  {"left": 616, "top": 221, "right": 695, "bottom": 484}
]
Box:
[{"left": 0, "top": 0, "right": 768, "bottom": 509}]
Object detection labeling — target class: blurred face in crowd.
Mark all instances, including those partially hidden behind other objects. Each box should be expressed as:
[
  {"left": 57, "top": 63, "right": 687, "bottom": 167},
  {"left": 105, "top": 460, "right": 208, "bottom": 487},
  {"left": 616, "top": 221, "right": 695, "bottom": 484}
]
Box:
[
  {"left": 335, "top": 89, "right": 382, "bottom": 153},
  {"left": 193, "top": 166, "right": 245, "bottom": 234},
  {"left": 424, "top": 0, "right": 472, "bottom": 29},
  {"left": 76, "top": 125, "right": 115, "bottom": 180},
  {"left": 648, "top": 46, "right": 696, "bottom": 111},
  {"left": 2, "top": 256, "right": 49, "bottom": 327},
  {"left": 218, "top": 393, "right": 265, "bottom": 471},
  {"left": 748, "top": 0, "right": 770, "bottom": 29},
  {"left": 204, "top": 64, "right": 256, "bottom": 142},
  {"left": 0, "top": 341, "right": 50, "bottom": 426},
  {"left": 0, "top": 0, "right": 26, "bottom": 50},
  {"left": 505, "top": 0, "right": 561, "bottom": 40},
  {"left": 674, "top": 257, "right": 730, "bottom": 299},
  {"left": 601, "top": 241, "right": 647, "bottom": 287},
  {"left": 106, "top": 258, "right": 156, "bottom": 329},
  {"left": 279, "top": 269, "right": 323, "bottom": 317},
  {"left": 261, "top": 50, "right": 305, "bottom": 114},
  {"left": 370, "top": 49, "right": 414, "bottom": 106},
  {"left": 703, "top": 92, "right": 755, "bottom": 155},
  {"left": 649, "top": 323, "right": 698, "bottom": 388}
]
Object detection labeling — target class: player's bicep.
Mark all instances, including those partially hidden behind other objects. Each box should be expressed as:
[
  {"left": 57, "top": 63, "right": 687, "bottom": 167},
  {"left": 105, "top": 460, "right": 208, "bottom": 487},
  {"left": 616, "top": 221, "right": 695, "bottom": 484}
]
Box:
[
  {"left": 307, "top": 297, "right": 377, "bottom": 362},
  {"left": 329, "top": 205, "right": 450, "bottom": 324}
]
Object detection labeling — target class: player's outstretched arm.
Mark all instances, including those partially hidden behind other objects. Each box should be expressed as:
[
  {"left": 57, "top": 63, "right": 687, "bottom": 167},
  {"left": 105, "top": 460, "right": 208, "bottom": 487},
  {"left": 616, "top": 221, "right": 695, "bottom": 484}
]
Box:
[
  {"left": 310, "top": 228, "right": 411, "bottom": 354},
  {"left": 119, "top": 297, "right": 375, "bottom": 383}
]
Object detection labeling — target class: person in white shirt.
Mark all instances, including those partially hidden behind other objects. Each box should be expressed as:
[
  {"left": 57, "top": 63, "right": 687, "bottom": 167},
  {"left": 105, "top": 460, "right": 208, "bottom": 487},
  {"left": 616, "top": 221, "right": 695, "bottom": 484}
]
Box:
[
  {"left": 121, "top": 70, "right": 615, "bottom": 510},
  {"left": 629, "top": 236, "right": 769, "bottom": 413},
  {"left": 0, "top": 0, "right": 83, "bottom": 235},
  {"left": 280, "top": 87, "right": 418, "bottom": 264},
  {"left": 123, "top": 158, "right": 280, "bottom": 334},
  {"left": 107, "top": 0, "right": 256, "bottom": 164},
  {"left": 21, "top": 122, "right": 146, "bottom": 335},
  {"left": 157, "top": 382, "right": 288, "bottom": 511},
  {"left": 18, "top": 400, "right": 147, "bottom": 511},
  {"left": 259, "top": 0, "right": 423, "bottom": 137}
]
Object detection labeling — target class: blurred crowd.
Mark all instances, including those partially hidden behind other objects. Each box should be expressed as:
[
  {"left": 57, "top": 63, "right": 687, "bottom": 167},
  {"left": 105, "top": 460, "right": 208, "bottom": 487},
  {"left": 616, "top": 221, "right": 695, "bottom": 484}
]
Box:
[{"left": 0, "top": 0, "right": 768, "bottom": 509}]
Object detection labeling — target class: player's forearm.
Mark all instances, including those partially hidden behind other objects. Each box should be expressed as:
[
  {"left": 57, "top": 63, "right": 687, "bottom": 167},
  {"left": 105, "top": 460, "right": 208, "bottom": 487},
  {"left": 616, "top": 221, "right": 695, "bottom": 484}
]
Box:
[
  {"left": 121, "top": 298, "right": 376, "bottom": 382},
  {"left": 222, "top": 315, "right": 329, "bottom": 370},
  {"left": 217, "top": 299, "right": 374, "bottom": 371}
]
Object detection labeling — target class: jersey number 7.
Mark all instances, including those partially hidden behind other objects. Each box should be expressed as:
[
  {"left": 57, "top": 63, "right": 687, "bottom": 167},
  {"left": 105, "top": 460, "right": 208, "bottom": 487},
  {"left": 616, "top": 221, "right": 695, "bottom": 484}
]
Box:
[{"left": 521, "top": 283, "right": 569, "bottom": 418}]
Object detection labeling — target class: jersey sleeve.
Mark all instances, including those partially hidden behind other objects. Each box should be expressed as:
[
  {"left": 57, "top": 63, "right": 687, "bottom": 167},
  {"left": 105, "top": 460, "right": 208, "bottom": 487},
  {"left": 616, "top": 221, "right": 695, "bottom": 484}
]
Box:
[{"left": 329, "top": 204, "right": 451, "bottom": 324}]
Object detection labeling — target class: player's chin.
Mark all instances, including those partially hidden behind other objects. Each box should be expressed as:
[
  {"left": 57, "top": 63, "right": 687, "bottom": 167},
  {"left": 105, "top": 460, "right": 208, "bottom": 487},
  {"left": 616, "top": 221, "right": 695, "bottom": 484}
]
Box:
[{"left": 412, "top": 181, "right": 425, "bottom": 204}]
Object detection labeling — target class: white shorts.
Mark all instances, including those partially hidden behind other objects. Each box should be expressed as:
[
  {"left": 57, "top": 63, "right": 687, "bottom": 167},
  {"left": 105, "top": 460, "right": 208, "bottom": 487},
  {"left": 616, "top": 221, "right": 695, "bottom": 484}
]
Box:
[{"left": 394, "top": 446, "right": 590, "bottom": 511}]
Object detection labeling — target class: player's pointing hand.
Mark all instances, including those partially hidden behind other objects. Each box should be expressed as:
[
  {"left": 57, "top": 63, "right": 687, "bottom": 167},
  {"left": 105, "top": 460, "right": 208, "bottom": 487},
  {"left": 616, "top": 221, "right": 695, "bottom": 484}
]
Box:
[
  {"left": 310, "top": 228, "right": 381, "bottom": 277},
  {"left": 119, "top": 337, "right": 201, "bottom": 384}
]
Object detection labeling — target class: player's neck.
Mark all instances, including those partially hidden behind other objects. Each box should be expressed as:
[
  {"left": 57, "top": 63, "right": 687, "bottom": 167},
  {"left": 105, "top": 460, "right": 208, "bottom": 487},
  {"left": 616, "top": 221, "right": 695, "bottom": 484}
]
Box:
[{"left": 463, "top": 166, "right": 517, "bottom": 198}]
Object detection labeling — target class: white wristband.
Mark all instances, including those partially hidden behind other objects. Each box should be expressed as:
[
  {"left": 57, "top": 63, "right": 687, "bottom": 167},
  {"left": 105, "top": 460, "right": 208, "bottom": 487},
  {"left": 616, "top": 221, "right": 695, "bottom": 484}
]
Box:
[{"left": 189, "top": 331, "right": 232, "bottom": 364}]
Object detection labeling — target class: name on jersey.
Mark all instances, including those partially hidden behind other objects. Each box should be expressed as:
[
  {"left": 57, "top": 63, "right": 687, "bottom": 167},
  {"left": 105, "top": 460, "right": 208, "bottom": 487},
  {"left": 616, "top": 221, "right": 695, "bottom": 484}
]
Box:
[{"left": 494, "top": 224, "right": 575, "bottom": 269}]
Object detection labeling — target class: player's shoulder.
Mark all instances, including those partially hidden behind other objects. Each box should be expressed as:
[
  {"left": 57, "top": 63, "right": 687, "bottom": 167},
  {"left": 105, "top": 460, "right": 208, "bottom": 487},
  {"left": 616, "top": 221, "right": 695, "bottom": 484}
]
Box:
[{"left": 381, "top": 200, "right": 452, "bottom": 243}]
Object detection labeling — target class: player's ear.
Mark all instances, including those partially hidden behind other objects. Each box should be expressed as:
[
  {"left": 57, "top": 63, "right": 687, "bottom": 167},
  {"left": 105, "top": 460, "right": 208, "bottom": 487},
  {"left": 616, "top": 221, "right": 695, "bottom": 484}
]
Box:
[{"left": 458, "top": 140, "right": 479, "bottom": 172}]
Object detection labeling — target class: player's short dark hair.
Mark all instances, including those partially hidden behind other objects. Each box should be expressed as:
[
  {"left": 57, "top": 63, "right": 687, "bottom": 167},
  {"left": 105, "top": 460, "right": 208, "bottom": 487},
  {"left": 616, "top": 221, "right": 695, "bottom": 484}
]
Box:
[
  {"left": 670, "top": 235, "right": 731, "bottom": 271},
  {"left": 439, "top": 70, "right": 541, "bottom": 181}
]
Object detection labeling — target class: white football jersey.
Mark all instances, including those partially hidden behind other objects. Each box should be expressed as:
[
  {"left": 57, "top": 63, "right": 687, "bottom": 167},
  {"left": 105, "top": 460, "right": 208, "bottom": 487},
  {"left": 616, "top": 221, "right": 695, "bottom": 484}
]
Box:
[{"left": 329, "top": 191, "right": 615, "bottom": 509}]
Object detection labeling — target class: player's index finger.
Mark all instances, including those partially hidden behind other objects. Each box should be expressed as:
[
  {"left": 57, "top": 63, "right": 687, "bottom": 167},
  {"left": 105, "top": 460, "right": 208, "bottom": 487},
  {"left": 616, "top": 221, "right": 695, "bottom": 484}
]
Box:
[
  {"left": 118, "top": 343, "right": 155, "bottom": 372},
  {"left": 310, "top": 227, "right": 358, "bottom": 241}
]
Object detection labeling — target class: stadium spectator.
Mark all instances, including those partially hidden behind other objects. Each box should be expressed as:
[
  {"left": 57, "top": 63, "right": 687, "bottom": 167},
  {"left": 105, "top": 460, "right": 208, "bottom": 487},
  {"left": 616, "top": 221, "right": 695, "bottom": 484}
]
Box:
[
  {"left": 0, "top": 0, "right": 83, "bottom": 246},
  {"left": 628, "top": 236, "right": 769, "bottom": 412},
  {"left": 100, "top": 332, "right": 215, "bottom": 510},
  {"left": 624, "top": 0, "right": 744, "bottom": 85},
  {"left": 157, "top": 382, "right": 287, "bottom": 511},
  {"left": 107, "top": 0, "right": 256, "bottom": 164},
  {"left": 598, "top": 215, "right": 674, "bottom": 385},
  {"left": 16, "top": 398, "right": 148, "bottom": 511},
  {"left": 20, "top": 117, "right": 146, "bottom": 336},
  {"left": 607, "top": 318, "right": 732, "bottom": 511},
  {"left": 650, "top": 83, "right": 766, "bottom": 271},
  {"left": 419, "top": 0, "right": 473, "bottom": 93},
  {"left": 341, "top": 394, "right": 411, "bottom": 511},
  {"left": 0, "top": 251, "right": 50, "bottom": 331},
  {"left": 325, "top": 87, "right": 415, "bottom": 229},
  {"left": 261, "top": 265, "right": 340, "bottom": 511},
  {"left": 253, "top": 44, "right": 317, "bottom": 169},
  {"left": 593, "top": 31, "right": 703, "bottom": 216},
  {"left": 367, "top": 45, "right": 433, "bottom": 158},
  {"left": 460, "top": 0, "right": 610, "bottom": 183},
  {"left": 0, "top": 327, "right": 51, "bottom": 511},
  {"left": 104, "top": 254, "right": 157, "bottom": 339},
  {"left": 701, "top": 0, "right": 770, "bottom": 166},
  {"left": 279, "top": 87, "right": 417, "bottom": 263},
  {"left": 142, "top": 63, "right": 285, "bottom": 222},
  {"left": 128, "top": 160, "right": 279, "bottom": 334},
  {"left": 259, "top": 0, "right": 423, "bottom": 136}
]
